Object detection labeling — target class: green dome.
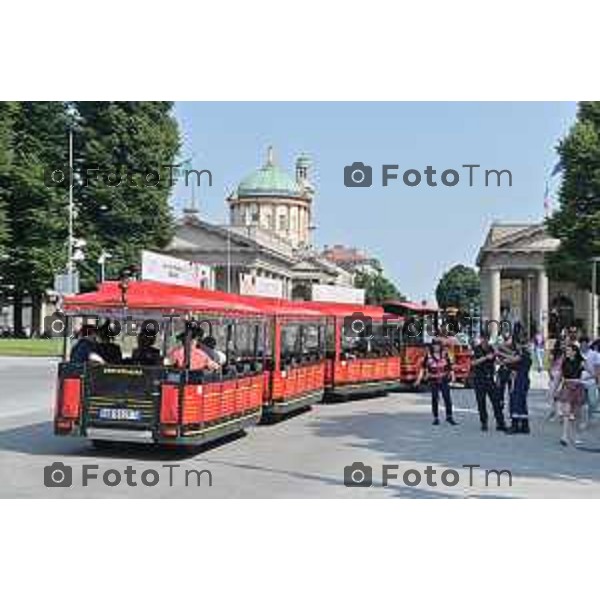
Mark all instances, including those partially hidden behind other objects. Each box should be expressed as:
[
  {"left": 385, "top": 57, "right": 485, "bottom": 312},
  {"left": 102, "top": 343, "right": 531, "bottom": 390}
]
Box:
[
  {"left": 296, "top": 153, "right": 311, "bottom": 168},
  {"left": 237, "top": 148, "right": 303, "bottom": 199}
]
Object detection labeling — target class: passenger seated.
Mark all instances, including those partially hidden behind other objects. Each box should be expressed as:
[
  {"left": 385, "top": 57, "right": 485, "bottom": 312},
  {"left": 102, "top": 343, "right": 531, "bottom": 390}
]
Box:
[
  {"left": 355, "top": 337, "right": 370, "bottom": 357},
  {"left": 132, "top": 332, "right": 161, "bottom": 366},
  {"left": 166, "top": 330, "right": 220, "bottom": 371},
  {"left": 97, "top": 321, "right": 123, "bottom": 364},
  {"left": 70, "top": 325, "right": 104, "bottom": 364},
  {"left": 199, "top": 335, "right": 227, "bottom": 366}
]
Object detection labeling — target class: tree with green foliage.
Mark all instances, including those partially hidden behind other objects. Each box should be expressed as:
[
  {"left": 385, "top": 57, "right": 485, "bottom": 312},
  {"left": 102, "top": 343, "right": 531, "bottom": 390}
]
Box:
[
  {"left": 546, "top": 101, "right": 600, "bottom": 291},
  {"left": 0, "top": 102, "right": 15, "bottom": 258},
  {"left": 74, "top": 102, "right": 180, "bottom": 287},
  {"left": 435, "top": 264, "right": 480, "bottom": 310},
  {"left": 0, "top": 104, "right": 13, "bottom": 323},
  {"left": 1, "top": 102, "right": 70, "bottom": 333},
  {"left": 0, "top": 101, "right": 180, "bottom": 334},
  {"left": 354, "top": 269, "right": 405, "bottom": 305}
]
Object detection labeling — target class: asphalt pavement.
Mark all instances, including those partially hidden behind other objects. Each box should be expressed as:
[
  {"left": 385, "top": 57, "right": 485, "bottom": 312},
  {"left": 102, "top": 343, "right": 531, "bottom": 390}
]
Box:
[{"left": 1, "top": 357, "right": 600, "bottom": 498}]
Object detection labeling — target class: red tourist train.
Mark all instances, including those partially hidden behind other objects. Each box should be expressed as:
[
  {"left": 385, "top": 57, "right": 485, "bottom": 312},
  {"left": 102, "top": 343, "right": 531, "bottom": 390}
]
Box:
[
  {"left": 53, "top": 280, "right": 471, "bottom": 447},
  {"left": 382, "top": 301, "right": 472, "bottom": 387},
  {"left": 382, "top": 301, "right": 437, "bottom": 387}
]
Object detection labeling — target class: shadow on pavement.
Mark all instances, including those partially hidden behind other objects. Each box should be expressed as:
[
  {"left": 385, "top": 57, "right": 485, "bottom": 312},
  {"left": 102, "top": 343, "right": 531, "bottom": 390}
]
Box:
[
  {"left": 0, "top": 420, "right": 248, "bottom": 462},
  {"left": 307, "top": 390, "right": 600, "bottom": 494},
  {"left": 197, "top": 454, "right": 472, "bottom": 498}
]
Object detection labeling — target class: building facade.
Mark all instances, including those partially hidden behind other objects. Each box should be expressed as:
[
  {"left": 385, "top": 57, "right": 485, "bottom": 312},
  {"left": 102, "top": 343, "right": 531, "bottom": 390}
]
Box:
[
  {"left": 228, "top": 147, "right": 314, "bottom": 249},
  {"left": 321, "top": 244, "right": 381, "bottom": 276},
  {"left": 165, "top": 147, "right": 353, "bottom": 300},
  {"left": 477, "top": 222, "right": 598, "bottom": 340}
]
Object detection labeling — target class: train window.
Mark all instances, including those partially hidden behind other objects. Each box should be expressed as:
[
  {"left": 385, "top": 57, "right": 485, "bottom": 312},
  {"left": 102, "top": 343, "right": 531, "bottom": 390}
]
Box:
[
  {"left": 302, "top": 323, "right": 322, "bottom": 359},
  {"left": 258, "top": 321, "right": 271, "bottom": 359},
  {"left": 280, "top": 321, "right": 324, "bottom": 365},
  {"left": 370, "top": 322, "right": 397, "bottom": 357},
  {"left": 340, "top": 320, "right": 395, "bottom": 359},
  {"left": 234, "top": 321, "right": 254, "bottom": 359},
  {"left": 281, "top": 323, "right": 300, "bottom": 361}
]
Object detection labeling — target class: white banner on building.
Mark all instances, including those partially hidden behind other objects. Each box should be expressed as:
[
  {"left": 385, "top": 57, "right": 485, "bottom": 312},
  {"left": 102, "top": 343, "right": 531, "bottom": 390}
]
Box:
[
  {"left": 240, "top": 273, "right": 284, "bottom": 298},
  {"left": 141, "top": 250, "right": 213, "bottom": 289},
  {"left": 312, "top": 283, "right": 365, "bottom": 304}
]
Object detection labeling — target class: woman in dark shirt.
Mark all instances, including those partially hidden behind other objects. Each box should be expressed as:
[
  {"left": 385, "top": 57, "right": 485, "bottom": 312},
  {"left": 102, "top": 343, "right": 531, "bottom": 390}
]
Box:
[
  {"left": 416, "top": 339, "right": 457, "bottom": 426},
  {"left": 557, "top": 344, "right": 584, "bottom": 446}
]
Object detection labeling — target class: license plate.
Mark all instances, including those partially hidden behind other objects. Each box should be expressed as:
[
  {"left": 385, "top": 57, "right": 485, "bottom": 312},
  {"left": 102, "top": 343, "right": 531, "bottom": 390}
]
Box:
[{"left": 98, "top": 408, "right": 141, "bottom": 421}]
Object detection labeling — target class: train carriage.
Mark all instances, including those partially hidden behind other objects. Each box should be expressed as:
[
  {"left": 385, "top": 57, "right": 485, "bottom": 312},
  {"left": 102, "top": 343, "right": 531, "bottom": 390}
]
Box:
[
  {"left": 383, "top": 300, "right": 472, "bottom": 387},
  {"left": 249, "top": 298, "right": 327, "bottom": 416},
  {"left": 307, "top": 302, "right": 401, "bottom": 398},
  {"left": 55, "top": 281, "right": 267, "bottom": 447},
  {"left": 382, "top": 301, "right": 437, "bottom": 388}
]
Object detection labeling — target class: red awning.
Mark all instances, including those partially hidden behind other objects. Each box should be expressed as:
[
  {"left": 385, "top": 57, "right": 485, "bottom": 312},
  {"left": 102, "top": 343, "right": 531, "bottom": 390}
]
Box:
[
  {"left": 64, "top": 280, "right": 388, "bottom": 320},
  {"left": 63, "top": 281, "right": 264, "bottom": 316}
]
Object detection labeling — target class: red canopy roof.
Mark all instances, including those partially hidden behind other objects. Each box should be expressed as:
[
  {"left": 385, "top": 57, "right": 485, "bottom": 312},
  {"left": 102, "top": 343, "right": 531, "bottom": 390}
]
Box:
[
  {"left": 63, "top": 281, "right": 264, "bottom": 316},
  {"left": 64, "top": 280, "right": 387, "bottom": 320}
]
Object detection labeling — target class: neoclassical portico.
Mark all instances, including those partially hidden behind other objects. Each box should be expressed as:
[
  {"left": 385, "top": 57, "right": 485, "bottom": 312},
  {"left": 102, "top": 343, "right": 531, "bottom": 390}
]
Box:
[
  {"left": 481, "top": 264, "right": 550, "bottom": 339},
  {"left": 477, "top": 222, "right": 598, "bottom": 339}
]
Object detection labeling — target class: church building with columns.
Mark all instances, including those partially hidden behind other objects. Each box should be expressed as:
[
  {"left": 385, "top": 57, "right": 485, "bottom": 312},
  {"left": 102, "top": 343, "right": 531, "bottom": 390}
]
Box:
[
  {"left": 164, "top": 147, "right": 354, "bottom": 300},
  {"left": 477, "top": 222, "right": 598, "bottom": 340}
]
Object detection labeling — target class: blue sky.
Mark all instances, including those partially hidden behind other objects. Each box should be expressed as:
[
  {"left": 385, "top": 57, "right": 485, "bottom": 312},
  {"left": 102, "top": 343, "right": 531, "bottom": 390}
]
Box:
[{"left": 172, "top": 102, "right": 577, "bottom": 302}]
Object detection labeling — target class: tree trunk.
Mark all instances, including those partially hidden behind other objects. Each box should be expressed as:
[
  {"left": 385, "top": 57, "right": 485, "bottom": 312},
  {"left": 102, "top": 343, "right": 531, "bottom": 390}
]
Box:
[
  {"left": 31, "top": 292, "right": 42, "bottom": 337},
  {"left": 13, "top": 293, "right": 23, "bottom": 337}
]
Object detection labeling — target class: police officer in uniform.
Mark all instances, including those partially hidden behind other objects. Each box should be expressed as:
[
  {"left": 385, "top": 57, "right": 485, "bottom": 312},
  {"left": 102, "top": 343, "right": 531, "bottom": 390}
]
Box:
[
  {"left": 471, "top": 335, "right": 507, "bottom": 432},
  {"left": 505, "top": 339, "right": 532, "bottom": 434}
]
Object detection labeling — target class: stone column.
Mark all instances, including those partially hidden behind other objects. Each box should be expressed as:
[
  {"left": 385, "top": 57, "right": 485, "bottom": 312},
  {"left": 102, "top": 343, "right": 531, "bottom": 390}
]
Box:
[
  {"left": 537, "top": 269, "right": 549, "bottom": 342},
  {"left": 487, "top": 268, "right": 501, "bottom": 338},
  {"left": 489, "top": 268, "right": 501, "bottom": 321}
]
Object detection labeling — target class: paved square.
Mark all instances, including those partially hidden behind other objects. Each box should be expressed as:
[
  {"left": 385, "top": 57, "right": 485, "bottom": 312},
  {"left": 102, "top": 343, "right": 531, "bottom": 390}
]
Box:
[{"left": 1, "top": 357, "right": 599, "bottom": 498}]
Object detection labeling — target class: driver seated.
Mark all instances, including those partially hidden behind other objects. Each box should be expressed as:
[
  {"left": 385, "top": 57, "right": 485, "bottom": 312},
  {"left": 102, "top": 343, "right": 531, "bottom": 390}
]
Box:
[
  {"left": 97, "top": 321, "right": 123, "bottom": 364},
  {"left": 70, "top": 324, "right": 104, "bottom": 364}
]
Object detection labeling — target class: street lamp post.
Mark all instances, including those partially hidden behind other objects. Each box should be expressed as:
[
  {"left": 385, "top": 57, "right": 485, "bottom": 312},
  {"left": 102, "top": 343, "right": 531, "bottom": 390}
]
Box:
[{"left": 98, "top": 250, "right": 112, "bottom": 283}]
